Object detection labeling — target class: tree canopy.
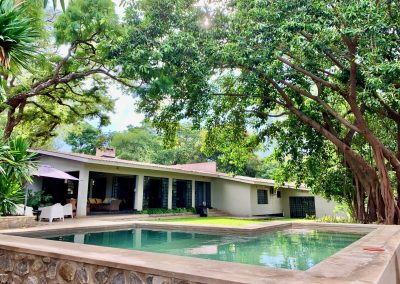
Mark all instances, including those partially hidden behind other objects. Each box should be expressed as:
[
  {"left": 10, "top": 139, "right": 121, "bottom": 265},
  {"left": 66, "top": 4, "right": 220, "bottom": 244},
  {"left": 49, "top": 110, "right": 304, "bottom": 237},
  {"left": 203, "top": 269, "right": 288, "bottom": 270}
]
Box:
[
  {"left": 111, "top": 0, "right": 400, "bottom": 224},
  {"left": 0, "top": 0, "right": 131, "bottom": 144},
  {"left": 64, "top": 121, "right": 277, "bottom": 178}
]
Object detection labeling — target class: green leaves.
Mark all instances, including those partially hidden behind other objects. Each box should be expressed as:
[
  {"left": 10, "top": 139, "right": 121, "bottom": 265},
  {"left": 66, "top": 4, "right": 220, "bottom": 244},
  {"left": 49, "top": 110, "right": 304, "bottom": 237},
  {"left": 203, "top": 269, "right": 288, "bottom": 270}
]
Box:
[
  {"left": 0, "top": 0, "right": 39, "bottom": 69},
  {"left": 0, "top": 137, "right": 36, "bottom": 215},
  {"left": 54, "top": 0, "right": 119, "bottom": 44}
]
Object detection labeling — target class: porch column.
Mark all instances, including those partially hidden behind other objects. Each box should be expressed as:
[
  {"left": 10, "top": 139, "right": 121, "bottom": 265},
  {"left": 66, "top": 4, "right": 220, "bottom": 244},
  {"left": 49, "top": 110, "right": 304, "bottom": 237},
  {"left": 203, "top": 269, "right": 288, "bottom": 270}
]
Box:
[
  {"left": 134, "top": 175, "right": 144, "bottom": 211},
  {"left": 191, "top": 180, "right": 196, "bottom": 208},
  {"left": 105, "top": 174, "right": 113, "bottom": 198},
  {"left": 167, "top": 178, "right": 173, "bottom": 209},
  {"left": 135, "top": 228, "right": 142, "bottom": 249},
  {"left": 76, "top": 169, "right": 89, "bottom": 217}
]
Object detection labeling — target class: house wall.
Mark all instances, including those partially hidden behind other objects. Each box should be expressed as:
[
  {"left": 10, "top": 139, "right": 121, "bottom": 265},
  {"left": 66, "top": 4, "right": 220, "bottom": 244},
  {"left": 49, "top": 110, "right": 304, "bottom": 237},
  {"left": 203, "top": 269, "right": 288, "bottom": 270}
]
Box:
[
  {"left": 26, "top": 176, "right": 43, "bottom": 193},
  {"left": 36, "top": 156, "right": 86, "bottom": 172},
  {"left": 212, "top": 179, "right": 252, "bottom": 216},
  {"left": 33, "top": 156, "right": 215, "bottom": 216},
  {"left": 250, "top": 185, "right": 283, "bottom": 216},
  {"left": 33, "top": 155, "right": 344, "bottom": 218},
  {"left": 281, "top": 188, "right": 345, "bottom": 218}
]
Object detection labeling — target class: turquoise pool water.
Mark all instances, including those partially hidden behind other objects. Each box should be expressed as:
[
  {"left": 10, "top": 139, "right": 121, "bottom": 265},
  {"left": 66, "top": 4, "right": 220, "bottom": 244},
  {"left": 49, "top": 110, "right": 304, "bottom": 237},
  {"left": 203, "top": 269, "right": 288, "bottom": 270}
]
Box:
[{"left": 45, "top": 228, "right": 363, "bottom": 270}]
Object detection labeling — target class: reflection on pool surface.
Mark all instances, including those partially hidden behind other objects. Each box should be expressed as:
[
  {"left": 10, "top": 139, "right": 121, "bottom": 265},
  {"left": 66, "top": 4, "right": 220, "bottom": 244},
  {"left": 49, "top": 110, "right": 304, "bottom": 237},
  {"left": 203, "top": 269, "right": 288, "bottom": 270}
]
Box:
[{"left": 44, "top": 228, "right": 363, "bottom": 270}]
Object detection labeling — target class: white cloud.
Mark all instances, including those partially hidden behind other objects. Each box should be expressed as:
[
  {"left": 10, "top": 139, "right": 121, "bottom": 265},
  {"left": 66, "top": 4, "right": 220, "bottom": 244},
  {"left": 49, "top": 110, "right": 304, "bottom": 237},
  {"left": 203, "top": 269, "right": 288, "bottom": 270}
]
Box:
[{"left": 101, "top": 84, "right": 144, "bottom": 132}]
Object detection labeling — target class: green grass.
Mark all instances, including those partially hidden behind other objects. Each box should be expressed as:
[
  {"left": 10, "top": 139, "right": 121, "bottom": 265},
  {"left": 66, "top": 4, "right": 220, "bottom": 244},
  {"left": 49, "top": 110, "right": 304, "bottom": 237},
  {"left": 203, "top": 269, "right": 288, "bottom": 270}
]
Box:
[{"left": 158, "top": 217, "right": 305, "bottom": 226}]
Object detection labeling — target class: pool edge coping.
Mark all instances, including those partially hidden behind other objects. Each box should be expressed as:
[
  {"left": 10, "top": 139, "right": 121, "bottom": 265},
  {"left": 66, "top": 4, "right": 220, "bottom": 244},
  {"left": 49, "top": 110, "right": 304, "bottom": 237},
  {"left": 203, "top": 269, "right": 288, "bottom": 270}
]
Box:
[{"left": 1, "top": 221, "right": 399, "bottom": 283}]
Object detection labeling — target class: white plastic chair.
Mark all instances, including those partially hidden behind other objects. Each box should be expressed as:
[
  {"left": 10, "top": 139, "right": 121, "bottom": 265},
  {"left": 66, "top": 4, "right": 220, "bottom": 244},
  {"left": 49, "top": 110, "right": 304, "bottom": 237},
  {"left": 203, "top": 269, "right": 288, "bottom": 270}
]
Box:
[
  {"left": 39, "top": 203, "right": 64, "bottom": 223},
  {"left": 63, "top": 203, "right": 73, "bottom": 218},
  {"left": 14, "top": 204, "right": 34, "bottom": 216}
]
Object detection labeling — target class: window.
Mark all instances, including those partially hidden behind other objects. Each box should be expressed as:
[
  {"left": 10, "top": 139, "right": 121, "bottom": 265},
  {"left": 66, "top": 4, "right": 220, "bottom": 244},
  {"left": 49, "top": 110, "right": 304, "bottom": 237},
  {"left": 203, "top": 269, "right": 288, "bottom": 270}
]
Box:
[
  {"left": 269, "top": 188, "right": 276, "bottom": 195},
  {"left": 257, "top": 189, "right": 268, "bottom": 204},
  {"left": 277, "top": 190, "right": 281, "bottom": 198}
]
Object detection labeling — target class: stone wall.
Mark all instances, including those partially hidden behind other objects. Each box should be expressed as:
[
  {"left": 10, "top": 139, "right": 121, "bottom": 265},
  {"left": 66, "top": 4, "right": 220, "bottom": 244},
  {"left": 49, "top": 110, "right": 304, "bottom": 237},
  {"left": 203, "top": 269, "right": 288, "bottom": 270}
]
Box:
[
  {"left": 0, "top": 216, "right": 35, "bottom": 230},
  {"left": 0, "top": 250, "right": 198, "bottom": 284}
]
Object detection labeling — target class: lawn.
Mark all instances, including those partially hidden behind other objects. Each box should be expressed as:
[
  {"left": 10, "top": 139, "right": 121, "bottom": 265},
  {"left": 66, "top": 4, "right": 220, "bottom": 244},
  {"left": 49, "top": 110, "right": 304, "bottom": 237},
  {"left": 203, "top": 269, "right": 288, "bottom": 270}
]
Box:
[{"left": 159, "top": 217, "right": 303, "bottom": 226}]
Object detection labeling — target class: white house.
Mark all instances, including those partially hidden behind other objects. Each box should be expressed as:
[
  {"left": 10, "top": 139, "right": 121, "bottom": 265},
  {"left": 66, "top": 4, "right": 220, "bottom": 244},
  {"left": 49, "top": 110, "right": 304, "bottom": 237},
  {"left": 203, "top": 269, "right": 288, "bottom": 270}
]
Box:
[{"left": 28, "top": 148, "right": 341, "bottom": 218}]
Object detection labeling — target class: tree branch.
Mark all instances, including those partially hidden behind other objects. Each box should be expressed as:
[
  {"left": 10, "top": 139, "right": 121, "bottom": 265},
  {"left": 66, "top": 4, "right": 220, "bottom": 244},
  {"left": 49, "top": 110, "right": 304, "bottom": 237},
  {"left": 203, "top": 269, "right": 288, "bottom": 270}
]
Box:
[{"left": 278, "top": 79, "right": 360, "bottom": 132}]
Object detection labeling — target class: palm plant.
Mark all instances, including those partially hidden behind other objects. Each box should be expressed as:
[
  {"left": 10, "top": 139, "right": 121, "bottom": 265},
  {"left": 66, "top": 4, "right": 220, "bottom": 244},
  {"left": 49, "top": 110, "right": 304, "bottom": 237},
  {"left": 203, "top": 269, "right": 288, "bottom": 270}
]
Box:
[
  {"left": 0, "top": 137, "right": 36, "bottom": 215},
  {"left": 0, "top": 0, "right": 38, "bottom": 69}
]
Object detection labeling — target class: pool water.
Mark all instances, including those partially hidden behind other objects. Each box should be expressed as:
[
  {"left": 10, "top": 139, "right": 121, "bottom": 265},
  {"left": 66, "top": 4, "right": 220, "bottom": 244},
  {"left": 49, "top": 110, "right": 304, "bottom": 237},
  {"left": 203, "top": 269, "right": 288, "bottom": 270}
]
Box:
[{"left": 45, "top": 228, "right": 363, "bottom": 270}]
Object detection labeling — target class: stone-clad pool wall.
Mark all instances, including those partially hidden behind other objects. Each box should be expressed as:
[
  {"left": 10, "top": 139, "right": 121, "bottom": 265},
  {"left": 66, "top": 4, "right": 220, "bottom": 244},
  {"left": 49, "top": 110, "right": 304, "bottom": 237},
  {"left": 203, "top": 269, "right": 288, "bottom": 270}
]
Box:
[
  {"left": 0, "top": 250, "right": 189, "bottom": 284},
  {"left": 0, "top": 216, "right": 35, "bottom": 230},
  {"left": 0, "top": 222, "right": 399, "bottom": 284}
]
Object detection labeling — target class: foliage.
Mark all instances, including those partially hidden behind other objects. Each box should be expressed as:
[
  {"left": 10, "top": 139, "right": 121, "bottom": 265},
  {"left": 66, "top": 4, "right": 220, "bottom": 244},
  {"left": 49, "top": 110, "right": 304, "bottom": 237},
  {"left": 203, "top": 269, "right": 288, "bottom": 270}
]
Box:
[
  {"left": 0, "top": 0, "right": 129, "bottom": 144},
  {"left": 139, "top": 207, "right": 196, "bottom": 215},
  {"left": 160, "top": 217, "right": 268, "bottom": 226},
  {"left": 0, "top": 0, "right": 38, "bottom": 69},
  {"left": 0, "top": 137, "right": 36, "bottom": 215},
  {"left": 110, "top": 122, "right": 208, "bottom": 165},
  {"left": 304, "top": 214, "right": 316, "bottom": 220},
  {"left": 65, "top": 123, "right": 110, "bottom": 155},
  {"left": 26, "top": 189, "right": 52, "bottom": 209},
  {"left": 112, "top": 0, "right": 400, "bottom": 224},
  {"left": 317, "top": 216, "right": 356, "bottom": 224}
]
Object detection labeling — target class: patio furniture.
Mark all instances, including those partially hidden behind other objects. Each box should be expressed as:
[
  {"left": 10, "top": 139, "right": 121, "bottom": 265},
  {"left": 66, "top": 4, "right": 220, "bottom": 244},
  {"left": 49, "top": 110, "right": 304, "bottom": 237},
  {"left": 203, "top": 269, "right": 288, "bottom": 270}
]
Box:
[
  {"left": 33, "top": 210, "right": 41, "bottom": 221},
  {"left": 39, "top": 203, "right": 64, "bottom": 223},
  {"left": 14, "top": 204, "right": 34, "bottom": 216},
  {"left": 63, "top": 203, "right": 73, "bottom": 218},
  {"left": 66, "top": 198, "right": 77, "bottom": 216},
  {"left": 90, "top": 199, "right": 122, "bottom": 212}
]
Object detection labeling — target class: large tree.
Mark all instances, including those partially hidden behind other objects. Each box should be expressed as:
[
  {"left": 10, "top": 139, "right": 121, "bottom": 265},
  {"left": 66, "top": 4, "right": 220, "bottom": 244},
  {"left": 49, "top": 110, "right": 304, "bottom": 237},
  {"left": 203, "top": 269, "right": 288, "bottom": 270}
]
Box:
[
  {"left": 0, "top": 0, "right": 131, "bottom": 144},
  {"left": 112, "top": 0, "right": 400, "bottom": 224}
]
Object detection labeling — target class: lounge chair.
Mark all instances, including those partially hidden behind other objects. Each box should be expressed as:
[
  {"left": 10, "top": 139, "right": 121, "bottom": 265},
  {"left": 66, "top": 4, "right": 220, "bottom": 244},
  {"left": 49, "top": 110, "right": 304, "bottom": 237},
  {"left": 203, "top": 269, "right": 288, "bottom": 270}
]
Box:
[
  {"left": 63, "top": 203, "right": 73, "bottom": 218},
  {"left": 90, "top": 199, "right": 122, "bottom": 212},
  {"left": 39, "top": 203, "right": 64, "bottom": 223}
]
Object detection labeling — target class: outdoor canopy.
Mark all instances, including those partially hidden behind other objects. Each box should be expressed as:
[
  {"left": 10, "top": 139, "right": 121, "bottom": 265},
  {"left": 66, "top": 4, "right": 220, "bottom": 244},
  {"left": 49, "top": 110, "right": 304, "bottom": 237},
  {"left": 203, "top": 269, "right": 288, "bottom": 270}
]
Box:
[
  {"left": 32, "top": 165, "right": 79, "bottom": 181},
  {"left": 25, "top": 165, "right": 78, "bottom": 215}
]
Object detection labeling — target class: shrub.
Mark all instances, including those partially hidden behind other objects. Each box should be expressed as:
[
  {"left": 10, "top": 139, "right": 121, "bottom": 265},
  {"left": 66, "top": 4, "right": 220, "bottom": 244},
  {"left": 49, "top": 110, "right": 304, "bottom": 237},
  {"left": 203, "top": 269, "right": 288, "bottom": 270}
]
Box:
[
  {"left": 305, "top": 214, "right": 316, "bottom": 220},
  {"left": 317, "top": 215, "right": 356, "bottom": 224},
  {"left": 139, "top": 207, "right": 196, "bottom": 215},
  {"left": 0, "top": 137, "right": 36, "bottom": 215},
  {"left": 26, "top": 190, "right": 52, "bottom": 209}
]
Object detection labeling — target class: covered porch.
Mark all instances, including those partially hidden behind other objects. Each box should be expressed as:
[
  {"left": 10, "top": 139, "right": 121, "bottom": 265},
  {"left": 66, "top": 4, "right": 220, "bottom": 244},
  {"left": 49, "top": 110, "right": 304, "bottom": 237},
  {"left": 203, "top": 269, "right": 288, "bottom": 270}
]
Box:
[{"left": 81, "top": 171, "right": 212, "bottom": 216}]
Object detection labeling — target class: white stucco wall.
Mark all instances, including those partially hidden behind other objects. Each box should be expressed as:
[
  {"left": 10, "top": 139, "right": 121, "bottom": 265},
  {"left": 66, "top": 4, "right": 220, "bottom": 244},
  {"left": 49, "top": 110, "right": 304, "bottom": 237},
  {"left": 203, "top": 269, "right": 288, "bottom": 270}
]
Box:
[
  {"left": 26, "top": 176, "right": 43, "bottom": 193},
  {"left": 212, "top": 179, "right": 252, "bottom": 216},
  {"left": 250, "top": 185, "right": 283, "bottom": 216},
  {"left": 32, "top": 154, "right": 345, "bottom": 218},
  {"left": 314, "top": 196, "right": 346, "bottom": 218},
  {"left": 36, "top": 156, "right": 85, "bottom": 172},
  {"left": 280, "top": 188, "right": 345, "bottom": 218},
  {"left": 32, "top": 156, "right": 216, "bottom": 216}
]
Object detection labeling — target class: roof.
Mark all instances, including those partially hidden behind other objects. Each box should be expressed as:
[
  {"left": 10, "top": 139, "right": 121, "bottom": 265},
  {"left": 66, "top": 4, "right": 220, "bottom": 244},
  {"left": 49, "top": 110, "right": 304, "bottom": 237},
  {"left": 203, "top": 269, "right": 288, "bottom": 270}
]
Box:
[
  {"left": 31, "top": 149, "right": 308, "bottom": 189},
  {"left": 169, "top": 162, "right": 217, "bottom": 173}
]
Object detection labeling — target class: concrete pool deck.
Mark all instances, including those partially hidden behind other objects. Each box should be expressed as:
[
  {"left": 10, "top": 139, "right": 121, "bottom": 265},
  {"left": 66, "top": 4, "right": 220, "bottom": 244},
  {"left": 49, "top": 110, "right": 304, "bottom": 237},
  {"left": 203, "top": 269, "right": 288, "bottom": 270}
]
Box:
[{"left": 0, "top": 217, "right": 399, "bottom": 283}]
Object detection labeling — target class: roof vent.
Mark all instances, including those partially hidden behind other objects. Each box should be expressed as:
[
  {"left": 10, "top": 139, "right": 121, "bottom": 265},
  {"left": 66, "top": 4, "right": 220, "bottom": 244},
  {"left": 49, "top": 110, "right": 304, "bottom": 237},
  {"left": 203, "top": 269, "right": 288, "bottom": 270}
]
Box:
[{"left": 95, "top": 147, "right": 116, "bottom": 158}]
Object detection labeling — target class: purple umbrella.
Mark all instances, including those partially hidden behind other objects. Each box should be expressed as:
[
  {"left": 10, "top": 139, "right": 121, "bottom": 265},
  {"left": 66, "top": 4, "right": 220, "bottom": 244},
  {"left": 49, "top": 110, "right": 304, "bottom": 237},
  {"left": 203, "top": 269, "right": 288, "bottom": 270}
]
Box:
[
  {"left": 26, "top": 165, "right": 78, "bottom": 215},
  {"left": 32, "top": 165, "right": 79, "bottom": 180}
]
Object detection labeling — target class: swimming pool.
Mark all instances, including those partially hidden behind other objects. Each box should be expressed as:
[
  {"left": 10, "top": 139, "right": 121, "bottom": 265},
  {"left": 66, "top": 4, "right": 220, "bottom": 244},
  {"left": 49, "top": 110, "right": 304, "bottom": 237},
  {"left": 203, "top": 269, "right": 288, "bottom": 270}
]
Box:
[{"left": 44, "top": 228, "right": 363, "bottom": 270}]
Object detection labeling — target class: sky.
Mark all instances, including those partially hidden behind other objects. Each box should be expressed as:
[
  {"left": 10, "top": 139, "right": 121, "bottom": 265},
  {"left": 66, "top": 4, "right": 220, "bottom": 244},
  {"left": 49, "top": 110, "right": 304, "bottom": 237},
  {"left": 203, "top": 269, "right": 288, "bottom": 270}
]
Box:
[
  {"left": 58, "top": 0, "right": 144, "bottom": 133},
  {"left": 101, "top": 85, "right": 145, "bottom": 132},
  {"left": 56, "top": 0, "right": 144, "bottom": 150},
  {"left": 96, "top": 1, "right": 145, "bottom": 132}
]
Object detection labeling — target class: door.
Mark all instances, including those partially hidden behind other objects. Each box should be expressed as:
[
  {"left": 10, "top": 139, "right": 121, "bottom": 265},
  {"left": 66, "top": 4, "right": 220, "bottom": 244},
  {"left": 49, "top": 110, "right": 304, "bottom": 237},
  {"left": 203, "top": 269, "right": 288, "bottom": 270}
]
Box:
[
  {"left": 116, "top": 177, "right": 136, "bottom": 211},
  {"left": 289, "top": 196, "right": 316, "bottom": 218},
  {"left": 91, "top": 177, "right": 107, "bottom": 199},
  {"left": 195, "top": 181, "right": 211, "bottom": 208},
  {"left": 174, "top": 180, "right": 192, "bottom": 208}
]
